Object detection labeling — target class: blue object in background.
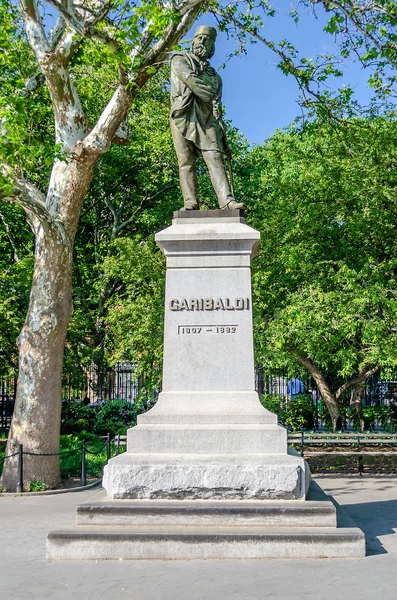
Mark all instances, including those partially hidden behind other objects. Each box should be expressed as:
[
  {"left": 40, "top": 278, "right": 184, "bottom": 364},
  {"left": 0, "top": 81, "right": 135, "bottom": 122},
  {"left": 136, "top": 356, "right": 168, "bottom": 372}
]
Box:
[{"left": 287, "top": 378, "right": 305, "bottom": 397}]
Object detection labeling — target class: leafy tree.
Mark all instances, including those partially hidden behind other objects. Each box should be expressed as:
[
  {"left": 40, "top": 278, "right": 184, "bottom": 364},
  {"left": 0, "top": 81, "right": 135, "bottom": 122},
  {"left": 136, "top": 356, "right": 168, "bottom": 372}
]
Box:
[
  {"left": 211, "top": 1, "right": 397, "bottom": 119},
  {"left": 65, "top": 71, "right": 180, "bottom": 373},
  {"left": 1, "top": 0, "right": 397, "bottom": 489},
  {"left": 247, "top": 117, "right": 397, "bottom": 429},
  {"left": 0, "top": 0, "right": 211, "bottom": 490}
]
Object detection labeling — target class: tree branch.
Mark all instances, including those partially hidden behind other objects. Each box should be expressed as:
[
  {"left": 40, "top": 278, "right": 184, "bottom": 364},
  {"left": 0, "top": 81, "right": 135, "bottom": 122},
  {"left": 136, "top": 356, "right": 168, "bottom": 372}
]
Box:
[
  {"left": 20, "top": 0, "right": 51, "bottom": 61},
  {"left": 335, "top": 364, "right": 380, "bottom": 400},
  {"left": 1, "top": 163, "right": 69, "bottom": 247},
  {"left": 211, "top": 5, "right": 356, "bottom": 124}
]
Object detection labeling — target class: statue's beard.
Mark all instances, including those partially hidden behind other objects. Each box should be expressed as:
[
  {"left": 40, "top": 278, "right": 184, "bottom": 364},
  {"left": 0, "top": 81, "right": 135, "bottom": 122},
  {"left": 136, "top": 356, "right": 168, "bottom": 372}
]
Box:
[{"left": 192, "top": 42, "right": 211, "bottom": 59}]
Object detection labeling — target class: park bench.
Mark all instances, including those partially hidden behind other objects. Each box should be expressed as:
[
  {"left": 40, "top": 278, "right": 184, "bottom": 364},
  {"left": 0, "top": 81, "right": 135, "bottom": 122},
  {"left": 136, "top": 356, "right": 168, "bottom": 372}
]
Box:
[{"left": 288, "top": 432, "right": 397, "bottom": 474}]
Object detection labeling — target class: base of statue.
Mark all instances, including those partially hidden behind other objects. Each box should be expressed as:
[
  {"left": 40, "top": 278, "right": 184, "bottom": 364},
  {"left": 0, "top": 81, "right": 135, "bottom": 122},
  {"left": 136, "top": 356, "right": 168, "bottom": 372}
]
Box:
[
  {"left": 103, "top": 450, "right": 309, "bottom": 500},
  {"left": 103, "top": 209, "right": 309, "bottom": 500},
  {"left": 47, "top": 210, "right": 365, "bottom": 558}
]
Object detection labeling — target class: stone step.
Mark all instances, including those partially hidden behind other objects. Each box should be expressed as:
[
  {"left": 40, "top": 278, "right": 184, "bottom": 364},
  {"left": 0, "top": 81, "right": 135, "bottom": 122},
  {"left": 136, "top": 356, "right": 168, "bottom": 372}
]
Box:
[
  {"left": 47, "top": 524, "right": 365, "bottom": 560},
  {"left": 76, "top": 498, "right": 336, "bottom": 528}
]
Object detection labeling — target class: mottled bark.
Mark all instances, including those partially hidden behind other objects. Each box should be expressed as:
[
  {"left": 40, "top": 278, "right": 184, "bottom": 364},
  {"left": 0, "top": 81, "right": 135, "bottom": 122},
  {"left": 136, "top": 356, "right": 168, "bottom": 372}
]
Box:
[
  {"left": 1, "top": 156, "right": 96, "bottom": 490},
  {"left": 1, "top": 226, "right": 71, "bottom": 489}
]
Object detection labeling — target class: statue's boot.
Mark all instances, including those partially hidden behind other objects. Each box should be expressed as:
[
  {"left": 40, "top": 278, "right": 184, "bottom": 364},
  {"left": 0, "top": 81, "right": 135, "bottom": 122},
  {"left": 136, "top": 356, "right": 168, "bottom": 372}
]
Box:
[
  {"left": 180, "top": 201, "right": 199, "bottom": 211},
  {"left": 220, "top": 196, "right": 246, "bottom": 211}
]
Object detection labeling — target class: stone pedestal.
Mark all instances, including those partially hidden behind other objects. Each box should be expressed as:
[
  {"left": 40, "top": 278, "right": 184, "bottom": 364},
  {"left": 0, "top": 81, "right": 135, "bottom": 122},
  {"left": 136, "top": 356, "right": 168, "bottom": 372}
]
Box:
[
  {"left": 47, "top": 210, "right": 365, "bottom": 560},
  {"left": 103, "top": 210, "right": 309, "bottom": 500}
]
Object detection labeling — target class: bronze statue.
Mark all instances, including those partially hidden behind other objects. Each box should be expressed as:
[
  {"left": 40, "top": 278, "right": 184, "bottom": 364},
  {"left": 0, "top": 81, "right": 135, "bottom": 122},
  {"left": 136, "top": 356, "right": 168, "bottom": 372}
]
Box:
[{"left": 170, "top": 25, "right": 245, "bottom": 211}]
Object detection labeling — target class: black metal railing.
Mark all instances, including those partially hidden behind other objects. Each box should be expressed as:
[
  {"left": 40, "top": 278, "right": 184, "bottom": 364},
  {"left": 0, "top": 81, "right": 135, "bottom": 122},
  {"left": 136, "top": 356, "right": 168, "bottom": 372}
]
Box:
[{"left": 2, "top": 434, "right": 115, "bottom": 493}]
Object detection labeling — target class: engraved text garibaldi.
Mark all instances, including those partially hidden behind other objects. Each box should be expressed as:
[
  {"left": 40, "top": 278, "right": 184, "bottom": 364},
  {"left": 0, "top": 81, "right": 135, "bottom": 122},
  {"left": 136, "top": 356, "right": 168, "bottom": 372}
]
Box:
[{"left": 170, "top": 26, "right": 245, "bottom": 211}]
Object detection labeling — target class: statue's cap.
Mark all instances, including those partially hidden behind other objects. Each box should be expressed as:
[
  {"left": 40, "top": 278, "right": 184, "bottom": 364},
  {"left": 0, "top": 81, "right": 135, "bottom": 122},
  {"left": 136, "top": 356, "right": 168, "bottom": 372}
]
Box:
[{"left": 193, "top": 25, "right": 217, "bottom": 41}]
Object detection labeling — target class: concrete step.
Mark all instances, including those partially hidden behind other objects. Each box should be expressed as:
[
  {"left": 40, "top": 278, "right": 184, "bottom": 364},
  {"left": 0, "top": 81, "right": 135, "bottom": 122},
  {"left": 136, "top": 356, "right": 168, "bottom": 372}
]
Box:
[
  {"left": 76, "top": 498, "right": 336, "bottom": 528},
  {"left": 47, "top": 523, "right": 365, "bottom": 559}
]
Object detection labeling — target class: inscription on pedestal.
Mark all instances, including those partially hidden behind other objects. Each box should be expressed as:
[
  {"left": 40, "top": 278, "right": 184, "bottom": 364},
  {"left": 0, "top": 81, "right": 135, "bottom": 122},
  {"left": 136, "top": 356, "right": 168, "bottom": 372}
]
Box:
[
  {"left": 178, "top": 325, "right": 238, "bottom": 335},
  {"left": 170, "top": 297, "right": 249, "bottom": 311}
]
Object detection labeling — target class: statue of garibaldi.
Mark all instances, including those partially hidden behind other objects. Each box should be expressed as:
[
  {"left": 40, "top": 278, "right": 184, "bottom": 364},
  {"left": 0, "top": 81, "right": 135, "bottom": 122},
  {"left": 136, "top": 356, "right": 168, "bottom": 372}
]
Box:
[{"left": 170, "top": 25, "right": 245, "bottom": 211}]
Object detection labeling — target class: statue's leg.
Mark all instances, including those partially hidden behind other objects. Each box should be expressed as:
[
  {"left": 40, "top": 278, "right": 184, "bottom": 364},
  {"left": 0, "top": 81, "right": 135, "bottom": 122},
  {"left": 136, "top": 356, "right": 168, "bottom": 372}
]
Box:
[
  {"left": 203, "top": 151, "right": 246, "bottom": 210},
  {"left": 202, "top": 150, "right": 232, "bottom": 207},
  {"left": 171, "top": 122, "right": 199, "bottom": 210}
]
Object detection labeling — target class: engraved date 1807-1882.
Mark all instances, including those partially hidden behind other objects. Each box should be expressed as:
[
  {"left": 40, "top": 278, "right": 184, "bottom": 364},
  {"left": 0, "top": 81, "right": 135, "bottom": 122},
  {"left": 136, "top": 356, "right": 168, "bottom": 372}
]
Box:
[{"left": 178, "top": 325, "right": 238, "bottom": 335}]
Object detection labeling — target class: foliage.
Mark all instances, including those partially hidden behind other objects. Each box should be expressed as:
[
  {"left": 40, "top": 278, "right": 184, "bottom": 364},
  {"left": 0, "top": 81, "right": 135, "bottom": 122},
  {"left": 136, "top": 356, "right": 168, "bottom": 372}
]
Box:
[
  {"left": 61, "top": 399, "right": 138, "bottom": 436},
  {"left": 211, "top": 0, "right": 397, "bottom": 120},
  {"left": 104, "top": 238, "right": 166, "bottom": 390},
  {"left": 65, "top": 74, "right": 180, "bottom": 371},
  {"left": 60, "top": 433, "right": 111, "bottom": 478},
  {"left": 61, "top": 401, "right": 99, "bottom": 435},
  {"left": 93, "top": 399, "right": 137, "bottom": 436},
  {"left": 261, "top": 394, "right": 315, "bottom": 430},
  {"left": 246, "top": 117, "right": 397, "bottom": 420},
  {"left": 261, "top": 392, "right": 397, "bottom": 432},
  {"left": 0, "top": 208, "right": 34, "bottom": 376},
  {"left": 29, "top": 479, "right": 48, "bottom": 492}
]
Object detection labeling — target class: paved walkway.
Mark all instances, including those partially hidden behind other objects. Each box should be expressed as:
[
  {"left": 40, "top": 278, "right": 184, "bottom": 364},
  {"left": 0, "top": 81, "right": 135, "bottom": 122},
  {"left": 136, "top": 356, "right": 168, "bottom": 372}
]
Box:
[{"left": 0, "top": 475, "right": 396, "bottom": 600}]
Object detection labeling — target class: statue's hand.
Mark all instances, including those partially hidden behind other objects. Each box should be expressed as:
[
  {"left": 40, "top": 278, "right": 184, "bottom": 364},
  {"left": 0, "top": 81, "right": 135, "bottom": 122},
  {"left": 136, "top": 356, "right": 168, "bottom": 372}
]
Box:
[{"left": 212, "top": 100, "right": 221, "bottom": 120}]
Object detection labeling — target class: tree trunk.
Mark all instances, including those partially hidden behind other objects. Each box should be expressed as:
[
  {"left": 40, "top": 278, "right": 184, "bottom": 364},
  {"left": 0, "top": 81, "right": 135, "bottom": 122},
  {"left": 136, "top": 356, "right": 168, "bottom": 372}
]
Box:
[
  {"left": 293, "top": 350, "right": 342, "bottom": 431},
  {"left": 1, "top": 152, "right": 96, "bottom": 491},
  {"left": 1, "top": 224, "right": 73, "bottom": 490},
  {"left": 350, "top": 380, "right": 366, "bottom": 432}
]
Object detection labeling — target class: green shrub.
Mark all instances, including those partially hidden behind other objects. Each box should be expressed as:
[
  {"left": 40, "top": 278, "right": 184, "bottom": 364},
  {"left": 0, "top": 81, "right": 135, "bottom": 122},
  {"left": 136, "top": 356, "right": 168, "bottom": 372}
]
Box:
[
  {"left": 61, "top": 399, "right": 141, "bottom": 436},
  {"left": 59, "top": 433, "right": 126, "bottom": 478},
  {"left": 29, "top": 479, "right": 48, "bottom": 492},
  {"left": 59, "top": 434, "right": 83, "bottom": 477},
  {"left": 261, "top": 394, "right": 316, "bottom": 431},
  {"left": 92, "top": 400, "right": 137, "bottom": 436},
  {"left": 61, "top": 401, "right": 98, "bottom": 434}
]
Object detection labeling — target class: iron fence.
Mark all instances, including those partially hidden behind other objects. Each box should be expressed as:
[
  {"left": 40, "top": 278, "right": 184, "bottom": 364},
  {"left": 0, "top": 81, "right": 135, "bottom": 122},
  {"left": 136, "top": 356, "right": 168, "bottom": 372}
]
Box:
[
  {"left": 61, "top": 361, "right": 140, "bottom": 404},
  {"left": 2, "top": 365, "right": 397, "bottom": 433}
]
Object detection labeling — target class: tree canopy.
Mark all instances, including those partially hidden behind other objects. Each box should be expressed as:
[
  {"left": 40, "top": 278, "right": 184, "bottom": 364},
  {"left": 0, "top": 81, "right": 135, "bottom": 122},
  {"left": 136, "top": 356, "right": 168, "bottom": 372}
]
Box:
[{"left": 247, "top": 116, "right": 397, "bottom": 425}]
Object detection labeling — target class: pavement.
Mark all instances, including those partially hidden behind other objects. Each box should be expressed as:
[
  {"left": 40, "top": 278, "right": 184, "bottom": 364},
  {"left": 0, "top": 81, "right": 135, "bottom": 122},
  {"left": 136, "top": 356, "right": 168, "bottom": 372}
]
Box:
[{"left": 0, "top": 475, "right": 396, "bottom": 600}]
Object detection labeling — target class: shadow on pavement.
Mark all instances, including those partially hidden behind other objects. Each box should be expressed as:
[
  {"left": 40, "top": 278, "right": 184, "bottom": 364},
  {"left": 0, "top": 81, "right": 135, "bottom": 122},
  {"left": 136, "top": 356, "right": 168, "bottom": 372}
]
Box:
[{"left": 340, "top": 499, "right": 397, "bottom": 556}]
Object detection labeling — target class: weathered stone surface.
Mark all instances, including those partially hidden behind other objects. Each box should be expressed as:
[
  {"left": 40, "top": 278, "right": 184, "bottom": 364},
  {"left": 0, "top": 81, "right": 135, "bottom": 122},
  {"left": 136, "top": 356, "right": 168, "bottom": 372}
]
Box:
[
  {"left": 155, "top": 218, "right": 260, "bottom": 394},
  {"left": 127, "top": 424, "right": 287, "bottom": 454},
  {"left": 103, "top": 452, "right": 307, "bottom": 500},
  {"left": 47, "top": 525, "right": 366, "bottom": 560}
]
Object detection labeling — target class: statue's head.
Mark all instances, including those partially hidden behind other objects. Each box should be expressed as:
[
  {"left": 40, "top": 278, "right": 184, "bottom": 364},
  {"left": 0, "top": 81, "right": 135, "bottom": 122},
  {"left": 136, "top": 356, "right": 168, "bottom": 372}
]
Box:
[{"left": 191, "top": 25, "right": 217, "bottom": 60}]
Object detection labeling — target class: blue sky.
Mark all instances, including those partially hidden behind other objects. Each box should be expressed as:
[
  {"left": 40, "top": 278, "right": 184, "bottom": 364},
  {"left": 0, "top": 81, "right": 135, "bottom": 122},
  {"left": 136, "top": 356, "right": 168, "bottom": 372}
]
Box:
[{"left": 190, "top": 7, "right": 374, "bottom": 145}]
